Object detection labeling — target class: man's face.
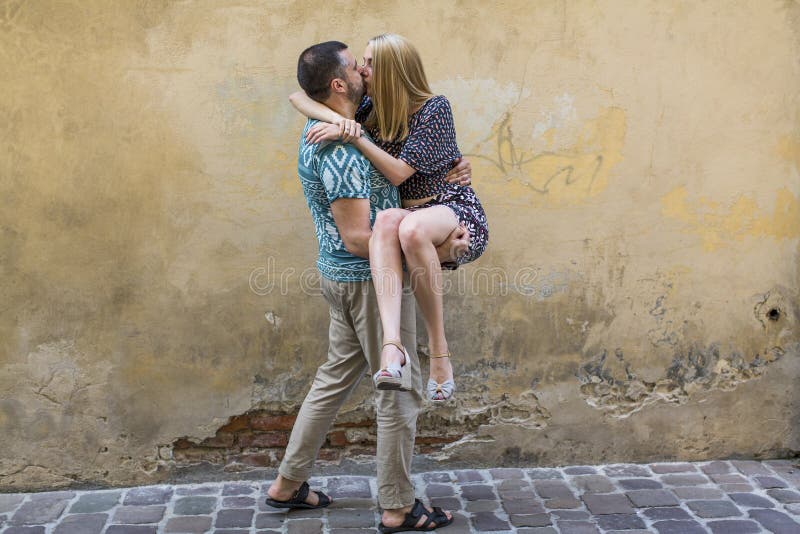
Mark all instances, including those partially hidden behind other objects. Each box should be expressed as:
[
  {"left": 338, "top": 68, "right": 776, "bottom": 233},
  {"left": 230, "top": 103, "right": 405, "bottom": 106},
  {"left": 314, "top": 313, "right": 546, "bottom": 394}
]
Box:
[
  {"left": 337, "top": 49, "right": 364, "bottom": 104},
  {"left": 360, "top": 44, "right": 373, "bottom": 97}
]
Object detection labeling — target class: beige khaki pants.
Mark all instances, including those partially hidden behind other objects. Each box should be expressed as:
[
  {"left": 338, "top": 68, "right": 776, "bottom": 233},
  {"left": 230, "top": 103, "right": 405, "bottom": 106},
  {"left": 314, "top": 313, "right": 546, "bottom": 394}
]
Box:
[{"left": 278, "top": 276, "right": 422, "bottom": 509}]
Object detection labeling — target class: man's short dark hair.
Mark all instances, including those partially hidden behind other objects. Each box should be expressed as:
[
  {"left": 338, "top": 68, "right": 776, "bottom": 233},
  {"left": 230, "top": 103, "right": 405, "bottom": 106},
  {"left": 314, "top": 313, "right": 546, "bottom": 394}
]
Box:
[{"left": 297, "top": 41, "right": 349, "bottom": 103}]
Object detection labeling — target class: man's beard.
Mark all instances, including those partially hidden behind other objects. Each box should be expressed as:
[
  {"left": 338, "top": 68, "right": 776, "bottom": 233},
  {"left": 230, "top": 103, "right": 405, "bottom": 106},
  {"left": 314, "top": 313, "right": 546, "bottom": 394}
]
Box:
[{"left": 346, "top": 80, "right": 364, "bottom": 105}]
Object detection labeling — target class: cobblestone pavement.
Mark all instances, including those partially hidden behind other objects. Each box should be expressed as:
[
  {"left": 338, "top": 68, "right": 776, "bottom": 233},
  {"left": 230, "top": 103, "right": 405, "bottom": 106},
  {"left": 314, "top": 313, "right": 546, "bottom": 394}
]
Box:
[{"left": 1, "top": 460, "right": 799, "bottom": 533}]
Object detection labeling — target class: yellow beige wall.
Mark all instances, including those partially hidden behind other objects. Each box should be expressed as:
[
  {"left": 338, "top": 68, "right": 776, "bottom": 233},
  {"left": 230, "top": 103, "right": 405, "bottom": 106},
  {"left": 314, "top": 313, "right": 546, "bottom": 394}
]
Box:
[{"left": 1, "top": 0, "right": 798, "bottom": 489}]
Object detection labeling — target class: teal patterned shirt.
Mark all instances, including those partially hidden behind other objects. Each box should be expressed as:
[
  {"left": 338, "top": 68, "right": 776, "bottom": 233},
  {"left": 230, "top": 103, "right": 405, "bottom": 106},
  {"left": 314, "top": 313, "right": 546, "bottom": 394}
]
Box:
[{"left": 297, "top": 119, "right": 400, "bottom": 282}]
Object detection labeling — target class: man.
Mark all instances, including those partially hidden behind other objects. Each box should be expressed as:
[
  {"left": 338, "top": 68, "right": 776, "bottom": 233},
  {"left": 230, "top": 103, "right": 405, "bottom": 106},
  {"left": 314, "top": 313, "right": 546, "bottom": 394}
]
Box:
[{"left": 266, "top": 41, "right": 465, "bottom": 531}]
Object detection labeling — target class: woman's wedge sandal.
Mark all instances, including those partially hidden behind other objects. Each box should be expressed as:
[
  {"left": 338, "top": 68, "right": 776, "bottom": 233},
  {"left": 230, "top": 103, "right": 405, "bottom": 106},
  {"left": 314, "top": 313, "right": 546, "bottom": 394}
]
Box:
[
  {"left": 378, "top": 499, "right": 453, "bottom": 533},
  {"left": 264, "top": 481, "right": 331, "bottom": 510},
  {"left": 426, "top": 351, "right": 455, "bottom": 403},
  {"left": 373, "top": 340, "right": 408, "bottom": 390}
]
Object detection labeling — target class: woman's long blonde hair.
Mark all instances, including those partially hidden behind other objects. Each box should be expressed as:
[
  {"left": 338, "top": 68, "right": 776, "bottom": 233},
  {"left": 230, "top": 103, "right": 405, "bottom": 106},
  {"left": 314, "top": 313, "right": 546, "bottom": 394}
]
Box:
[{"left": 366, "top": 33, "right": 434, "bottom": 142}]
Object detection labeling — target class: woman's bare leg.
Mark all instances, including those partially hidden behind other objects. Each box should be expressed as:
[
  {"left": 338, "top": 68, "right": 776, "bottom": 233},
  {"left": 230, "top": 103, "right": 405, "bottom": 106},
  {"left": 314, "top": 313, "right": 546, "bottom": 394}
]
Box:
[
  {"left": 398, "top": 206, "right": 460, "bottom": 397},
  {"left": 369, "top": 208, "right": 411, "bottom": 371}
]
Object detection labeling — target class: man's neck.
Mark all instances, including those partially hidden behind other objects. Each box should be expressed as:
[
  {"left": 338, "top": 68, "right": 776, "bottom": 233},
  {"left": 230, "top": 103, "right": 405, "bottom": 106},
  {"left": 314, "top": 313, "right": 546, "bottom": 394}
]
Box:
[{"left": 324, "top": 96, "right": 356, "bottom": 120}]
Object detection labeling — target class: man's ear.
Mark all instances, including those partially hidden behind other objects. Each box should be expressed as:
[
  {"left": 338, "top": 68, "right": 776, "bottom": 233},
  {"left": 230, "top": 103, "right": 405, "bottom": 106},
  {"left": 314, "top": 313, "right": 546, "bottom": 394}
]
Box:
[{"left": 330, "top": 78, "right": 346, "bottom": 95}]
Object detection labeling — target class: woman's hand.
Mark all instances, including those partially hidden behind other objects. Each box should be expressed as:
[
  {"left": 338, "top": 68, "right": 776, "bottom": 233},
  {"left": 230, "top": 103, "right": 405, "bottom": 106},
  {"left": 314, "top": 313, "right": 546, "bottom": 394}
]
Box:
[
  {"left": 436, "top": 224, "right": 470, "bottom": 263},
  {"left": 445, "top": 157, "right": 472, "bottom": 186},
  {"left": 305, "top": 119, "right": 362, "bottom": 144},
  {"left": 339, "top": 119, "right": 362, "bottom": 143}
]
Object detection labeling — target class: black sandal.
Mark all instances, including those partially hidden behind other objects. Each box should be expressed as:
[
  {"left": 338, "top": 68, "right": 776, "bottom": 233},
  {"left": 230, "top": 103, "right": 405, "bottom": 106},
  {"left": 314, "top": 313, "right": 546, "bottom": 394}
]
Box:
[
  {"left": 378, "top": 499, "right": 453, "bottom": 533},
  {"left": 264, "top": 481, "right": 332, "bottom": 510}
]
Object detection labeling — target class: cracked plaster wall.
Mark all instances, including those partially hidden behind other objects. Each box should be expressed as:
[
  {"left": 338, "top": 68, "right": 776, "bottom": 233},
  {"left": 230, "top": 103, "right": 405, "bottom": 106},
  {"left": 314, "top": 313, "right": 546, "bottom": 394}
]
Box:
[{"left": 1, "top": 0, "right": 799, "bottom": 490}]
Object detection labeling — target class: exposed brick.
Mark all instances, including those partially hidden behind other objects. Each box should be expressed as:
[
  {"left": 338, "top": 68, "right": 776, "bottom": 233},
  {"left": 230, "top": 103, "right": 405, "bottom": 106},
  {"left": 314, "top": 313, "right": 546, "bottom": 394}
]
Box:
[
  {"left": 172, "top": 438, "right": 194, "bottom": 450},
  {"left": 218, "top": 414, "right": 251, "bottom": 433},
  {"left": 200, "top": 432, "right": 235, "bottom": 448},
  {"left": 250, "top": 414, "right": 297, "bottom": 431},
  {"left": 415, "top": 435, "right": 460, "bottom": 445},
  {"left": 238, "top": 431, "right": 289, "bottom": 448},
  {"left": 172, "top": 448, "right": 224, "bottom": 464},
  {"left": 229, "top": 452, "right": 273, "bottom": 467},
  {"left": 327, "top": 431, "right": 348, "bottom": 447},
  {"left": 318, "top": 449, "right": 341, "bottom": 462}
]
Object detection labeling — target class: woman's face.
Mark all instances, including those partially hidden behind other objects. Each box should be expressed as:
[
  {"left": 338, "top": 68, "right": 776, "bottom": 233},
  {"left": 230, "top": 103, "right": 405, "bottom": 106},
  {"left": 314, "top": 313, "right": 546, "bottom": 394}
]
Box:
[{"left": 360, "top": 43, "right": 374, "bottom": 97}]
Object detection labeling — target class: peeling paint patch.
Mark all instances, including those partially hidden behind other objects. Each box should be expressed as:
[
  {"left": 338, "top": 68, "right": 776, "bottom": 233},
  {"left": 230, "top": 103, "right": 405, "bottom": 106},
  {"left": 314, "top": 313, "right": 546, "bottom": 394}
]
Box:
[
  {"left": 577, "top": 344, "right": 785, "bottom": 418},
  {"left": 661, "top": 186, "right": 800, "bottom": 250}
]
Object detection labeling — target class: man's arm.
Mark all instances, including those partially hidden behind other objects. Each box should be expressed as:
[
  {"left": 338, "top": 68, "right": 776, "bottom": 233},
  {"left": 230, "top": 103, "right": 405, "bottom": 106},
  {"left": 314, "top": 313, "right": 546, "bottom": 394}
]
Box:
[
  {"left": 289, "top": 91, "right": 344, "bottom": 125},
  {"left": 330, "top": 198, "right": 371, "bottom": 259}
]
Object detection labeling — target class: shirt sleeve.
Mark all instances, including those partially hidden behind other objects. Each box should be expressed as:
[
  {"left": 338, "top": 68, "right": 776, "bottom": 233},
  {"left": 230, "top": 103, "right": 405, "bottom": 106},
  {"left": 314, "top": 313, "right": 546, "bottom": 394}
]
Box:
[
  {"left": 317, "top": 143, "right": 371, "bottom": 203},
  {"left": 398, "top": 96, "right": 461, "bottom": 174},
  {"left": 355, "top": 95, "right": 373, "bottom": 124}
]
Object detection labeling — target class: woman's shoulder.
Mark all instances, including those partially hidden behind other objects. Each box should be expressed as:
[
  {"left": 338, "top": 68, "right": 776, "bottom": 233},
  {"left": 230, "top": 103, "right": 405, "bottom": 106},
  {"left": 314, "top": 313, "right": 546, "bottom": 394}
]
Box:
[{"left": 419, "top": 95, "right": 452, "bottom": 118}]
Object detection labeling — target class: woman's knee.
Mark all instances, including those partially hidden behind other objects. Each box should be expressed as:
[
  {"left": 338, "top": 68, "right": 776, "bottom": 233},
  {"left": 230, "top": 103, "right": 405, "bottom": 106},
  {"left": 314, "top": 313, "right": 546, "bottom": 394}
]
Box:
[
  {"left": 373, "top": 209, "right": 406, "bottom": 238},
  {"left": 398, "top": 216, "right": 429, "bottom": 250}
]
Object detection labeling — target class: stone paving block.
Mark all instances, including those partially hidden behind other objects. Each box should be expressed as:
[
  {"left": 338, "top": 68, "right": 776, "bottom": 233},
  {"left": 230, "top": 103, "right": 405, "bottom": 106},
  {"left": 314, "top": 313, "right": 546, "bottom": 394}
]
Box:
[
  {"left": 446, "top": 511, "right": 472, "bottom": 534},
  {"left": 551, "top": 510, "right": 591, "bottom": 520},
  {"left": 4, "top": 527, "right": 46, "bottom": 534},
  {"left": 720, "top": 483, "right": 754, "bottom": 493},
  {"left": 164, "top": 515, "right": 214, "bottom": 533},
  {"left": 786, "top": 503, "right": 800, "bottom": 515},
  {"left": 490, "top": 467, "right": 524, "bottom": 479},
  {"left": 221, "top": 483, "right": 256, "bottom": 496},
  {"left": 564, "top": 466, "right": 597, "bottom": 475},
  {"left": 113, "top": 505, "right": 166, "bottom": 524},
  {"left": 123, "top": 486, "right": 174, "bottom": 506},
  {"left": 255, "top": 512, "right": 286, "bottom": 528},
  {"left": 603, "top": 465, "right": 651, "bottom": 478},
  {"left": 325, "top": 498, "right": 375, "bottom": 509},
  {"left": 105, "top": 527, "right": 158, "bottom": 534},
  {"left": 425, "top": 483, "right": 454, "bottom": 497},
  {"left": 176, "top": 485, "right": 220, "bottom": 496},
  {"left": 557, "top": 520, "right": 600, "bottom": 533},
  {"left": 749, "top": 508, "right": 800, "bottom": 534},
  {"left": 454, "top": 469, "right": 485, "bottom": 483},
  {"left": 686, "top": 499, "right": 743, "bottom": 518},
  {"left": 53, "top": 513, "right": 108, "bottom": 534},
  {"left": 215, "top": 509, "right": 255, "bottom": 528},
  {"left": 0, "top": 494, "right": 25, "bottom": 513},
  {"left": 707, "top": 519, "right": 762, "bottom": 534},
  {"left": 502, "top": 498, "right": 545, "bottom": 515},
  {"left": 732, "top": 460, "right": 774, "bottom": 476},
  {"left": 460, "top": 484, "right": 496, "bottom": 500},
  {"left": 327, "top": 508, "right": 375, "bottom": 528},
  {"left": 767, "top": 488, "right": 800, "bottom": 503},
  {"left": 652, "top": 520, "right": 706, "bottom": 534},
  {"left": 534, "top": 480, "right": 574, "bottom": 499},
  {"left": 465, "top": 499, "right": 499, "bottom": 512},
  {"left": 10, "top": 498, "right": 69, "bottom": 525},
  {"left": 174, "top": 496, "right": 217, "bottom": 515},
  {"left": 215, "top": 530, "right": 249, "bottom": 534},
  {"left": 544, "top": 497, "right": 582, "bottom": 509},
  {"left": 527, "top": 468, "right": 564, "bottom": 480},
  {"left": 421, "top": 471, "right": 452, "bottom": 483},
  {"left": 595, "top": 513, "right": 646, "bottom": 530},
  {"left": 430, "top": 497, "right": 462, "bottom": 510},
  {"left": 728, "top": 492, "right": 776, "bottom": 508},
  {"left": 643, "top": 507, "right": 692, "bottom": 520},
  {"left": 517, "top": 528, "right": 557, "bottom": 534},
  {"left": 571, "top": 474, "right": 615, "bottom": 493},
  {"left": 471, "top": 511, "right": 511, "bottom": 531},
  {"left": 70, "top": 491, "right": 121, "bottom": 513},
  {"left": 671, "top": 486, "right": 724, "bottom": 499},
  {"left": 756, "top": 475, "right": 789, "bottom": 489},
  {"left": 498, "top": 478, "right": 531, "bottom": 490},
  {"left": 651, "top": 463, "right": 697, "bottom": 474},
  {"left": 327, "top": 477, "right": 372, "bottom": 498},
  {"left": 701, "top": 461, "right": 733, "bottom": 475},
  {"left": 659, "top": 474, "right": 709, "bottom": 486},
  {"left": 223, "top": 496, "right": 256, "bottom": 507},
  {"left": 500, "top": 488, "right": 537, "bottom": 500},
  {"left": 329, "top": 530, "right": 373, "bottom": 534},
  {"left": 626, "top": 489, "right": 680, "bottom": 507},
  {"left": 605, "top": 531, "right": 651, "bottom": 534},
  {"left": 619, "top": 478, "right": 662, "bottom": 490},
  {"left": 510, "top": 513, "right": 552, "bottom": 527},
  {"left": 711, "top": 473, "right": 748, "bottom": 484},
  {"left": 30, "top": 491, "right": 75, "bottom": 501},
  {"left": 283, "top": 507, "right": 323, "bottom": 518},
  {"left": 581, "top": 493, "right": 634, "bottom": 514}
]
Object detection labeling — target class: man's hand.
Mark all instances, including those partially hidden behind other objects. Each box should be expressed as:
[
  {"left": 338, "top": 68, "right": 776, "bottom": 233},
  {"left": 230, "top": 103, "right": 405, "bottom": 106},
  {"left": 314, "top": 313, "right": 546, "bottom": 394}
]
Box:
[
  {"left": 435, "top": 224, "right": 470, "bottom": 264},
  {"left": 445, "top": 157, "right": 472, "bottom": 187}
]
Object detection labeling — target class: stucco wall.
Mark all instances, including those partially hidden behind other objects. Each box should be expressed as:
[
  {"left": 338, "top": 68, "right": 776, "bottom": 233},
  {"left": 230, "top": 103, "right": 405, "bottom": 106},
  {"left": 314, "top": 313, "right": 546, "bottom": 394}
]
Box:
[{"left": 1, "top": 0, "right": 798, "bottom": 490}]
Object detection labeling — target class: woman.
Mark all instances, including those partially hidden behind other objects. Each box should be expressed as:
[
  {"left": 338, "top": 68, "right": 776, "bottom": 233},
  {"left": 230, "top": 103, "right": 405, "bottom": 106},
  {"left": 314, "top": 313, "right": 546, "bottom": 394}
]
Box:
[{"left": 290, "top": 34, "right": 489, "bottom": 404}]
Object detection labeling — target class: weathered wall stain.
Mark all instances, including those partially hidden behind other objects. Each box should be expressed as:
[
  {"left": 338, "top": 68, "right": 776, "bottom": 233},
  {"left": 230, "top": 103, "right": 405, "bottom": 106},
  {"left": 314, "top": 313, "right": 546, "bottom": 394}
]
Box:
[{"left": 1, "top": 0, "right": 799, "bottom": 489}]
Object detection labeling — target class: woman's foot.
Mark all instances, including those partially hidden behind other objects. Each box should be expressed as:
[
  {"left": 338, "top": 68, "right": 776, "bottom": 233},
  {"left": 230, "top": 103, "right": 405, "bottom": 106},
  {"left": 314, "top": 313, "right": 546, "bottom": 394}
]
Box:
[
  {"left": 373, "top": 341, "right": 408, "bottom": 390},
  {"left": 379, "top": 499, "right": 453, "bottom": 532},
  {"left": 427, "top": 350, "right": 455, "bottom": 402}
]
